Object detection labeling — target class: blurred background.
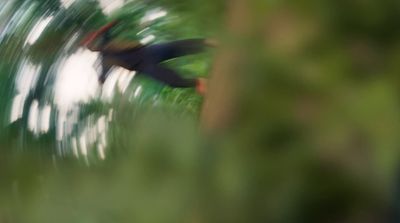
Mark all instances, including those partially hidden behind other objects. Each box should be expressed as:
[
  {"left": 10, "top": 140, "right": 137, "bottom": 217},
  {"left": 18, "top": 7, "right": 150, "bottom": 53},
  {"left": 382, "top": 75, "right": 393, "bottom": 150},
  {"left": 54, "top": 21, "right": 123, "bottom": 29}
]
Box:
[{"left": 1, "top": 0, "right": 400, "bottom": 222}]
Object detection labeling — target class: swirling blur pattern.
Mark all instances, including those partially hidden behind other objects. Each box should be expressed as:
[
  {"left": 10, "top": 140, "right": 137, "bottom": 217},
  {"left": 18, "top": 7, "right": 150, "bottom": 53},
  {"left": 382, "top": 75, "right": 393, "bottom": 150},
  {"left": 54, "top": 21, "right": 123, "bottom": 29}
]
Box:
[
  {"left": 0, "top": 0, "right": 208, "bottom": 161},
  {"left": 4, "top": 1, "right": 400, "bottom": 222}
]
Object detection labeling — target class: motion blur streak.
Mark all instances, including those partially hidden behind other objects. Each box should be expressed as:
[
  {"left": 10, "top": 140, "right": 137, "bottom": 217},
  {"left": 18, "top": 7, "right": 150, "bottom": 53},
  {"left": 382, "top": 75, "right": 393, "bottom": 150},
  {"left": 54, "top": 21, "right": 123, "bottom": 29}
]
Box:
[
  {"left": 25, "top": 15, "right": 54, "bottom": 46},
  {"left": 10, "top": 60, "right": 41, "bottom": 123},
  {"left": 98, "top": 0, "right": 124, "bottom": 15},
  {"left": 54, "top": 49, "right": 99, "bottom": 110},
  {"left": 2, "top": 0, "right": 400, "bottom": 223},
  {"left": 0, "top": 0, "right": 192, "bottom": 161}
]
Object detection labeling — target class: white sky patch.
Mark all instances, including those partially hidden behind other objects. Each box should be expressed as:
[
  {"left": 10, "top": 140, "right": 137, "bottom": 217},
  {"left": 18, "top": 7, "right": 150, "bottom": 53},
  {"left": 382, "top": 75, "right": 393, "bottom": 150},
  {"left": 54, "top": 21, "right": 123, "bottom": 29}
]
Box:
[
  {"left": 52, "top": 48, "right": 119, "bottom": 159},
  {"left": 117, "top": 70, "right": 135, "bottom": 93},
  {"left": 39, "top": 104, "right": 52, "bottom": 133},
  {"left": 56, "top": 109, "right": 67, "bottom": 141},
  {"left": 71, "top": 114, "right": 110, "bottom": 160},
  {"left": 134, "top": 86, "right": 142, "bottom": 98},
  {"left": 97, "top": 116, "right": 106, "bottom": 134},
  {"left": 98, "top": 0, "right": 124, "bottom": 15},
  {"left": 54, "top": 49, "right": 100, "bottom": 111},
  {"left": 27, "top": 102, "right": 51, "bottom": 135},
  {"left": 56, "top": 104, "right": 79, "bottom": 142},
  {"left": 10, "top": 94, "right": 25, "bottom": 123},
  {"left": 97, "top": 143, "right": 106, "bottom": 160},
  {"left": 60, "top": 0, "right": 76, "bottom": 9},
  {"left": 10, "top": 60, "right": 41, "bottom": 123},
  {"left": 140, "top": 35, "right": 155, "bottom": 45},
  {"left": 28, "top": 100, "right": 39, "bottom": 134},
  {"left": 97, "top": 115, "right": 107, "bottom": 148},
  {"left": 100, "top": 69, "right": 121, "bottom": 102},
  {"left": 79, "top": 135, "right": 88, "bottom": 156},
  {"left": 15, "top": 60, "right": 41, "bottom": 96},
  {"left": 71, "top": 137, "right": 79, "bottom": 158},
  {"left": 25, "top": 15, "right": 54, "bottom": 46},
  {"left": 137, "top": 27, "right": 150, "bottom": 35},
  {"left": 140, "top": 8, "right": 167, "bottom": 24}
]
